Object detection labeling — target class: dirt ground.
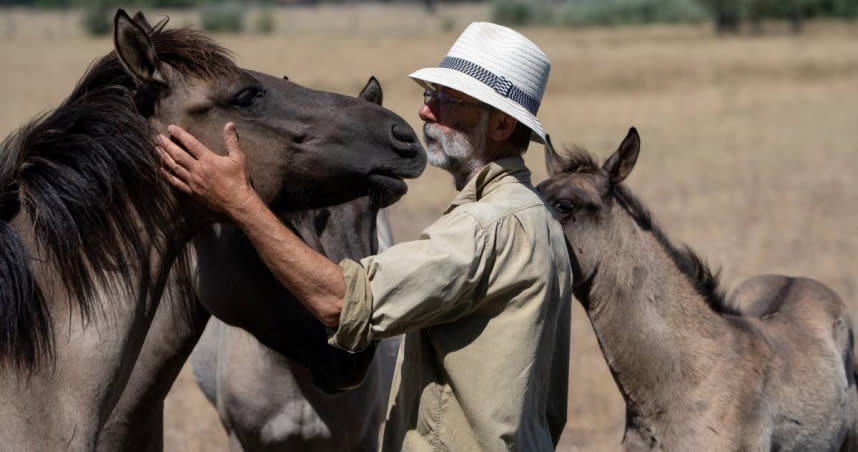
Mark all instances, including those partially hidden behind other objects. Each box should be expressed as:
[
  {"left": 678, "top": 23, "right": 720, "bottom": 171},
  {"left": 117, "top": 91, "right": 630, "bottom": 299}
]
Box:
[{"left": 0, "top": 5, "right": 856, "bottom": 451}]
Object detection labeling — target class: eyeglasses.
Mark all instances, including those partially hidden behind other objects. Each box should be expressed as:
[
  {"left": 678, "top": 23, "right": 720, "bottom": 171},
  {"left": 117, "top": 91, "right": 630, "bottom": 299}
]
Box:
[{"left": 423, "top": 88, "right": 484, "bottom": 111}]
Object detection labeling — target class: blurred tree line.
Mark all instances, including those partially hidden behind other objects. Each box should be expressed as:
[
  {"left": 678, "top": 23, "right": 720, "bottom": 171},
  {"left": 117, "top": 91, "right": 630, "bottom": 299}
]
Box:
[
  {"left": 1, "top": 0, "right": 855, "bottom": 35},
  {"left": 490, "top": 0, "right": 858, "bottom": 30},
  {"left": 9, "top": 0, "right": 854, "bottom": 16},
  {"left": 0, "top": 0, "right": 468, "bottom": 6},
  {"left": 0, "top": 0, "right": 197, "bottom": 7}
]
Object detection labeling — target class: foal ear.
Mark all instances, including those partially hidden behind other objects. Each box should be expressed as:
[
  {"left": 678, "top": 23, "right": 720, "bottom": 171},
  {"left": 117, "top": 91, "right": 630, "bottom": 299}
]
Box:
[
  {"left": 544, "top": 134, "right": 567, "bottom": 177},
  {"left": 603, "top": 127, "right": 640, "bottom": 185},
  {"left": 359, "top": 76, "right": 383, "bottom": 106},
  {"left": 114, "top": 9, "right": 167, "bottom": 87}
]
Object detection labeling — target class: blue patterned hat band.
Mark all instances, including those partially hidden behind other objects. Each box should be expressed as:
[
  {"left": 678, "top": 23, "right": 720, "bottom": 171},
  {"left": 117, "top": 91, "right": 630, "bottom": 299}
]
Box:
[{"left": 439, "top": 57, "right": 541, "bottom": 115}]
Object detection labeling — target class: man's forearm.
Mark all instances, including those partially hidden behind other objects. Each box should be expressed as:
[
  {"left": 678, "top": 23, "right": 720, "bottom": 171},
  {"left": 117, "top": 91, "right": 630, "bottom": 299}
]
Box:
[{"left": 228, "top": 193, "right": 345, "bottom": 327}]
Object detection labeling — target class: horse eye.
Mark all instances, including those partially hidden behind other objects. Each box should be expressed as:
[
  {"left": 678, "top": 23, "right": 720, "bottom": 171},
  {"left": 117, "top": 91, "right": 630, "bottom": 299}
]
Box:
[
  {"left": 282, "top": 75, "right": 289, "bottom": 80},
  {"left": 552, "top": 199, "right": 575, "bottom": 214},
  {"left": 233, "top": 87, "right": 264, "bottom": 107}
]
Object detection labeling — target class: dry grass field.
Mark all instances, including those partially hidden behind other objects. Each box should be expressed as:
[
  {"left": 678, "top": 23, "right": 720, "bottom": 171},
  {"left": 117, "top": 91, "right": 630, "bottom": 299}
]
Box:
[{"left": 1, "top": 5, "right": 856, "bottom": 451}]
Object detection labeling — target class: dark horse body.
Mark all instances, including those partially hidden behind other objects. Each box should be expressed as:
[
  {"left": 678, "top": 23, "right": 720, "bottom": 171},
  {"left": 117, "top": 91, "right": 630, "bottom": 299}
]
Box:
[
  {"left": 0, "top": 11, "right": 423, "bottom": 450},
  {"left": 99, "top": 199, "right": 396, "bottom": 452},
  {"left": 98, "top": 79, "right": 404, "bottom": 451},
  {"left": 190, "top": 201, "right": 399, "bottom": 451},
  {"left": 537, "top": 129, "right": 857, "bottom": 451}
]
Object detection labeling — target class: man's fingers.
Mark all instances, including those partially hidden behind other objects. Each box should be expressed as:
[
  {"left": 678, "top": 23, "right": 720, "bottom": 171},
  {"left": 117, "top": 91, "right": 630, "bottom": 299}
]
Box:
[
  {"left": 223, "top": 122, "right": 244, "bottom": 159},
  {"left": 158, "top": 135, "right": 197, "bottom": 169},
  {"left": 156, "top": 141, "right": 188, "bottom": 170},
  {"left": 156, "top": 143, "right": 175, "bottom": 167},
  {"left": 157, "top": 145, "right": 193, "bottom": 181},
  {"left": 160, "top": 167, "right": 193, "bottom": 195},
  {"left": 167, "top": 124, "right": 213, "bottom": 159}
]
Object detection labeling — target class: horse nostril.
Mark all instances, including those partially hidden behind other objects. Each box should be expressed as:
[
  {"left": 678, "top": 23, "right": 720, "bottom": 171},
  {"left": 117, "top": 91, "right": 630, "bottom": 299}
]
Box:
[
  {"left": 391, "top": 123, "right": 416, "bottom": 144},
  {"left": 390, "top": 123, "right": 421, "bottom": 158}
]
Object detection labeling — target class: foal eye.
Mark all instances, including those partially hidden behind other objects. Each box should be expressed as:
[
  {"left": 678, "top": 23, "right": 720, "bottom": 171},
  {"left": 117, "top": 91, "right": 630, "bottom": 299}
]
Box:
[
  {"left": 552, "top": 199, "right": 575, "bottom": 214},
  {"left": 233, "top": 87, "right": 264, "bottom": 107}
]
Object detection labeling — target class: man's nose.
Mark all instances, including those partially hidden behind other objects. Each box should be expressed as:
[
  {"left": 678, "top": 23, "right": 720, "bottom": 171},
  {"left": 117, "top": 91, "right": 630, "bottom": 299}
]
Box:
[{"left": 418, "top": 102, "right": 436, "bottom": 123}]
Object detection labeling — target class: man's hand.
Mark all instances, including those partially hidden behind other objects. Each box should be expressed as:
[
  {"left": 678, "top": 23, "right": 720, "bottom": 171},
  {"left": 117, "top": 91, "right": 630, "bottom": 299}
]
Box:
[
  {"left": 157, "top": 122, "right": 259, "bottom": 218},
  {"left": 158, "top": 122, "right": 345, "bottom": 327}
]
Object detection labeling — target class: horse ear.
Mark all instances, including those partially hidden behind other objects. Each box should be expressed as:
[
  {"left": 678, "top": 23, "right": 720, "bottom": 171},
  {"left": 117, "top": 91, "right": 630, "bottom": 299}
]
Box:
[
  {"left": 603, "top": 127, "right": 640, "bottom": 185},
  {"left": 131, "top": 11, "right": 169, "bottom": 35},
  {"left": 114, "top": 9, "right": 167, "bottom": 87},
  {"left": 544, "top": 134, "right": 567, "bottom": 177},
  {"left": 131, "top": 11, "right": 152, "bottom": 33},
  {"left": 359, "top": 76, "right": 383, "bottom": 106}
]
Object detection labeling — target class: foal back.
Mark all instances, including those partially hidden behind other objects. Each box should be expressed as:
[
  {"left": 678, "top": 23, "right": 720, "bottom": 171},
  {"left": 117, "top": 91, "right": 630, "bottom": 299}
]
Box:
[{"left": 729, "top": 274, "right": 858, "bottom": 450}]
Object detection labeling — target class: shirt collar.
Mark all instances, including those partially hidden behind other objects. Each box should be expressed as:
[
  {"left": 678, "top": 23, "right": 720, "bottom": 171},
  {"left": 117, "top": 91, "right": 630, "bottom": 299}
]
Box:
[{"left": 444, "top": 156, "right": 532, "bottom": 213}]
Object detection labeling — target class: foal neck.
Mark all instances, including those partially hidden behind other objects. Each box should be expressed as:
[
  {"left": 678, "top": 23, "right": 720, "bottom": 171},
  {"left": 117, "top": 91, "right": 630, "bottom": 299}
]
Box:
[{"left": 585, "top": 217, "right": 729, "bottom": 422}]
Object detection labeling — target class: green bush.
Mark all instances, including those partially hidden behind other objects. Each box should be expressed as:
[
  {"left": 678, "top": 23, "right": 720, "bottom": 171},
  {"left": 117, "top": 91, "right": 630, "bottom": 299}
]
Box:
[
  {"left": 34, "top": 0, "right": 72, "bottom": 7},
  {"left": 200, "top": 2, "right": 245, "bottom": 32},
  {"left": 491, "top": 0, "right": 539, "bottom": 25},
  {"left": 782, "top": 0, "right": 858, "bottom": 18},
  {"left": 147, "top": 0, "right": 199, "bottom": 8},
  {"left": 254, "top": 8, "right": 275, "bottom": 34},
  {"left": 711, "top": 0, "right": 858, "bottom": 20},
  {"left": 830, "top": 0, "right": 858, "bottom": 16},
  {"left": 439, "top": 14, "right": 457, "bottom": 32},
  {"left": 492, "top": 0, "right": 709, "bottom": 27},
  {"left": 558, "top": 0, "right": 709, "bottom": 27},
  {"left": 81, "top": 5, "right": 112, "bottom": 35}
]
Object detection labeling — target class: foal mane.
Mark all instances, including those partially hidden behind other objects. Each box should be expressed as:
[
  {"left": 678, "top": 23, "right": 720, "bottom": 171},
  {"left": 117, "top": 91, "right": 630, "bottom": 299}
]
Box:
[
  {"left": 563, "top": 146, "right": 733, "bottom": 315},
  {"left": 0, "top": 26, "right": 237, "bottom": 371}
]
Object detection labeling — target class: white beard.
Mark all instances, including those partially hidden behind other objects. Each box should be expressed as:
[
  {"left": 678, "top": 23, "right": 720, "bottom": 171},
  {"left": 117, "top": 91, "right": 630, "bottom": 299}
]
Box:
[{"left": 423, "top": 111, "right": 489, "bottom": 173}]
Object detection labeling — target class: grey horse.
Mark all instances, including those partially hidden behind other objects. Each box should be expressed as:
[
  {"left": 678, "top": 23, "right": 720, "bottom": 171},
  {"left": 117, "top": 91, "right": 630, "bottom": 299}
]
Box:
[{"left": 537, "top": 128, "right": 857, "bottom": 451}]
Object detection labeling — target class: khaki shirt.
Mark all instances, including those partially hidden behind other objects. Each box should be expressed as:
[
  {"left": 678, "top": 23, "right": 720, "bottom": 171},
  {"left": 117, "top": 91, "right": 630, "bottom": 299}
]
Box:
[{"left": 329, "top": 157, "right": 572, "bottom": 451}]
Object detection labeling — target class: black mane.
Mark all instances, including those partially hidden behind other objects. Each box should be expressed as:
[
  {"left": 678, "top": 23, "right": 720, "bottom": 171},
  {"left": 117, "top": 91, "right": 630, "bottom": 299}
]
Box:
[
  {"left": 0, "top": 27, "right": 237, "bottom": 371},
  {"left": 564, "top": 145, "right": 734, "bottom": 315}
]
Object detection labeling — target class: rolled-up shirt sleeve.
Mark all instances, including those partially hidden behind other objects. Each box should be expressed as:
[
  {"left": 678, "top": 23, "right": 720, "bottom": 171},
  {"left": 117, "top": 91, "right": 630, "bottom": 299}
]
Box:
[{"left": 328, "top": 209, "right": 489, "bottom": 352}]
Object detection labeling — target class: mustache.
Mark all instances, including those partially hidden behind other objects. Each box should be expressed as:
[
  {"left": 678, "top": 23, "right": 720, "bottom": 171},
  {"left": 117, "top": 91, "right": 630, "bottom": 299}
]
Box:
[{"left": 423, "top": 123, "right": 442, "bottom": 142}]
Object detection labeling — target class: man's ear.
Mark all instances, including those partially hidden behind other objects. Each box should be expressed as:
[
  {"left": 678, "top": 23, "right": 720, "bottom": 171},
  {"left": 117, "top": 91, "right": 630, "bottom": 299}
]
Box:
[{"left": 489, "top": 112, "right": 518, "bottom": 142}]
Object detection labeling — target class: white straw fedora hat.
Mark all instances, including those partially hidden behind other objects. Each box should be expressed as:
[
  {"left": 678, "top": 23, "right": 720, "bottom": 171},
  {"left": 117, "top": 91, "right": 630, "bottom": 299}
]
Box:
[{"left": 409, "top": 22, "right": 550, "bottom": 144}]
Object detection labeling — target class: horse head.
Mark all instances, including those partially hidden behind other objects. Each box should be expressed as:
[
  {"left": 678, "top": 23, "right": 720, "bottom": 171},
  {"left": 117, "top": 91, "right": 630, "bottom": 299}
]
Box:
[
  {"left": 0, "top": 9, "right": 423, "bottom": 373},
  {"left": 113, "top": 10, "right": 426, "bottom": 218},
  {"left": 536, "top": 128, "right": 640, "bottom": 302},
  {"left": 195, "top": 76, "right": 401, "bottom": 393}
]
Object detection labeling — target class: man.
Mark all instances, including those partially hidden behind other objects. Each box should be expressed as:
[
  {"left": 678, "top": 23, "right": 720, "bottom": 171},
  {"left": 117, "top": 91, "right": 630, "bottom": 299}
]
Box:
[{"left": 159, "top": 22, "right": 572, "bottom": 451}]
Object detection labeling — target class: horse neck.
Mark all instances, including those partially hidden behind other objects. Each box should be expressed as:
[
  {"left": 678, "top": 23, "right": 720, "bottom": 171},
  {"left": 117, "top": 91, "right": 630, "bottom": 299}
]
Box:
[
  {"left": 18, "top": 193, "right": 198, "bottom": 316},
  {"left": 0, "top": 199, "right": 198, "bottom": 440},
  {"left": 583, "top": 214, "right": 729, "bottom": 420},
  {"left": 285, "top": 199, "right": 379, "bottom": 261},
  {"left": 190, "top": 198, "right": 381, "bottom": 390},
  {"left": 144, "top": 209, "right": 201, "bottom": 310}
]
